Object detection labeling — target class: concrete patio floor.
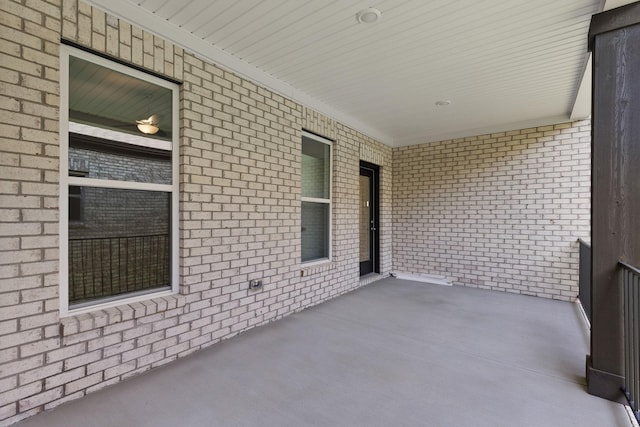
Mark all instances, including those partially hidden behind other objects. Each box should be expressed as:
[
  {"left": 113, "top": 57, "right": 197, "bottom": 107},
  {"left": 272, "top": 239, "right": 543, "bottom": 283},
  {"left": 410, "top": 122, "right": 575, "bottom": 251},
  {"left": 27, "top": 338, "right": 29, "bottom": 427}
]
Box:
[{"left": 14, "top": 278, "right": 631, "bottom": 427}]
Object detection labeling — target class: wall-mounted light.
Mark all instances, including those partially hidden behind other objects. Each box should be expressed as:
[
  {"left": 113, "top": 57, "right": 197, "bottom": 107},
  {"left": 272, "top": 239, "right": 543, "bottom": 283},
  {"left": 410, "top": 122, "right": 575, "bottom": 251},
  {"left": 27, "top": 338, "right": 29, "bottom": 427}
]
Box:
[{"left": 136, "top": 115, "right": 159, "bottom": 134}]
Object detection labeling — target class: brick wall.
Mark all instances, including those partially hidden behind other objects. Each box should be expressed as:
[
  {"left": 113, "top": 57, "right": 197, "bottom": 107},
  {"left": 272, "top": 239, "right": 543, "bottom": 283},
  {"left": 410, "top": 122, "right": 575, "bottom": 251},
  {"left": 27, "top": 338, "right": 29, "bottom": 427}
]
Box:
[
  {"left": 392, "top": 121, "right": 591, "bottom": 300},
  {"left": 1, "top": 0, "right": 64, "bottom": 422},
  {"left": 0, "top": 0, "right": 393, "bottom": 423}
]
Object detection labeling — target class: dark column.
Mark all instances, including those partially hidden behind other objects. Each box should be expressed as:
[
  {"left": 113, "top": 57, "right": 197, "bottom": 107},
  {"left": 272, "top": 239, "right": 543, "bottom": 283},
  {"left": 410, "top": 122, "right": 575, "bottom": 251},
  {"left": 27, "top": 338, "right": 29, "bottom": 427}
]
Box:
[{"left": 587, "top": 2, "right": 640, "bottom": 402}]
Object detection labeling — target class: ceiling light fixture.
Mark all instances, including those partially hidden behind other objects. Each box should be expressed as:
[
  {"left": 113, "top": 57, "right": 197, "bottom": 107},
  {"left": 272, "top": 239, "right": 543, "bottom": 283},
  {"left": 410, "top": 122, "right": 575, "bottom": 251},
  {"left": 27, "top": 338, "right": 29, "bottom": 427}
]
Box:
[
  {"left": 356, "top": 7, "right": 381, "bottom": 24},
  {"left": 136, "top": 114, "right": 159, "bottom": 135},
  {"left": 435, "top": 100, "right": 452, "bottom": 107}
]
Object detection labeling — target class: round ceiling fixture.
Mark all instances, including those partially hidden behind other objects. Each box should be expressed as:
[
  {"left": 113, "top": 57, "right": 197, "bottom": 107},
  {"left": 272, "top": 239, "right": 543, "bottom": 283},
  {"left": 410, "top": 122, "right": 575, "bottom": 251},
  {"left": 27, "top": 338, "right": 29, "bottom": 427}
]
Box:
[
  {"left": 435, "top": 100, "right": 452, "bottom": 107},
  {"left": 356, "top": 8, "right": 382, "bottom": 24}
]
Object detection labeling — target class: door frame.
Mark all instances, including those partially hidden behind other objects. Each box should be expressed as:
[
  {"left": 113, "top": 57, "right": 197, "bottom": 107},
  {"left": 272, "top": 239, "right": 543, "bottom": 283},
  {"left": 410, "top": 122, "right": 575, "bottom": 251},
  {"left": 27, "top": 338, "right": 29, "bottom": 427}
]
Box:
[{"left": 359, "top": 161, "right": 380, "bottom": 276}]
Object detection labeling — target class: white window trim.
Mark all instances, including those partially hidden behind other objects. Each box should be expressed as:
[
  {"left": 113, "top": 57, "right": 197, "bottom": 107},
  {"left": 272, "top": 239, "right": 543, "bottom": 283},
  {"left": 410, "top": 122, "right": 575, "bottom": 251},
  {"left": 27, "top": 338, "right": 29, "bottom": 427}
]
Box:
[
  {"left": 69, "top": 121, "right": 172, "bottom": 151},
  {"left": 301, "top": 130, "right": 332, "bottom": 265},
  {"left": 59, "top": 45, "right": 180, "bottom": 316}
]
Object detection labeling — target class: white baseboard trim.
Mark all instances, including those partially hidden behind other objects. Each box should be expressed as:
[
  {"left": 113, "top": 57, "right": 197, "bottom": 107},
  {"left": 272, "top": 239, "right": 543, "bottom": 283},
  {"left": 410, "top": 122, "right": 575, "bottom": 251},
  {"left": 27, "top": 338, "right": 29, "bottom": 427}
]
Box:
[
  {"left": 624, "top": 405, "right": 639, "bottom": 427},
  {"left": 391, "top": 272, "right": 452, "bottom": 286},
  {"left": 575, "top": 299, "right": 591, "bottom": 330}
]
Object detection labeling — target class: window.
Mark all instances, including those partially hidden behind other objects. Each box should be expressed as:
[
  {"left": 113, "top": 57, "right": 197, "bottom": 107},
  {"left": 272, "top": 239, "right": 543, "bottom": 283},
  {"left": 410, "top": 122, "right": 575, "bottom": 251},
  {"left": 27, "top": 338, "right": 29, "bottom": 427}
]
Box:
[
  {"left": 301, "top": 131, "right": 332, "bottom": 263},
  {"left": 59, "top": 45, "right": 179, "bottom": 314}
]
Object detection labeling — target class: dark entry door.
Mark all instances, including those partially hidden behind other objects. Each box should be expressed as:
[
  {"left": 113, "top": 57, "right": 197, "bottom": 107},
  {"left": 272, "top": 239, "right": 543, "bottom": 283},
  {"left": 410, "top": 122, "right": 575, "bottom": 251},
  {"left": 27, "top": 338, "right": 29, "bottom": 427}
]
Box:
[{"left": 359, "top": 162, "right": 379, "bottom": 276}]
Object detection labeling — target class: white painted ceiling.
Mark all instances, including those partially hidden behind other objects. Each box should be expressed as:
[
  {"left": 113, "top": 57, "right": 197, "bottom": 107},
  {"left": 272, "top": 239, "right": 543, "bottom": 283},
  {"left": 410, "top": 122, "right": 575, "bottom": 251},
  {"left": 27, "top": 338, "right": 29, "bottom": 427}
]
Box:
[{"left": 86, "top": 0, "right": 630, "bottom": 146}]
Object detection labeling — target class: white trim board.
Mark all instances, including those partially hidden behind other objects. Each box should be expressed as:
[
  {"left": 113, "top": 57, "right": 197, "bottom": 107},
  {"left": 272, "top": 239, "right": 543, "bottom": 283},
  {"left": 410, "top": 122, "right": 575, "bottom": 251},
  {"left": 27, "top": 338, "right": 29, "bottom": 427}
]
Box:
[
  {"left": 391, "top": 272, "right": 452, "bottom": 287},
  {"left": 625, "top": 405, "right": 640, "bottom": 427},
  {"left": 575, "top": 299, "right": 591, "bottom": 331}
]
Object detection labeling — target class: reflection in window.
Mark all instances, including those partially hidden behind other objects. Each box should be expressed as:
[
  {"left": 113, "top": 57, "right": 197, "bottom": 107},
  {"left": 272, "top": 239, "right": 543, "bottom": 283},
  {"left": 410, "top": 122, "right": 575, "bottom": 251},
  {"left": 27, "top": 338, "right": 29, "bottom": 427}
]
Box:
[
  {"left": 301, "top": 202, "right": 330, "bottom": 262},
  {"left": 62, "top": 45, "right": 178, "bottom": 311},
  {"left": 68, "top": 188, "right": 171, "bottom": 305},
  {"left": 302, "top": 137, "right": 330, "bottom": 199},
  {"left": 68, "top": 171, "right": 86, "bottom": 223},
  {"left": 69, "top": 55, "right": 173, "bottom": 141},
  {"left": 301, "top": 132, "right": 332, "bottom": 263},
  {"left": 68, "top": 133, "right": 172, "bottom": 185}
]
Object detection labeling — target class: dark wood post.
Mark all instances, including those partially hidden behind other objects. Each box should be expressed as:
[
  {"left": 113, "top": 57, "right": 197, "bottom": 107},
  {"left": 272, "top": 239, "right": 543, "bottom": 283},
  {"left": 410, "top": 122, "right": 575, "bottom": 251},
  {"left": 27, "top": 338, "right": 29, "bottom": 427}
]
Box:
[{"left": 587, "top": 1, "right": 640, "bottom": 402}]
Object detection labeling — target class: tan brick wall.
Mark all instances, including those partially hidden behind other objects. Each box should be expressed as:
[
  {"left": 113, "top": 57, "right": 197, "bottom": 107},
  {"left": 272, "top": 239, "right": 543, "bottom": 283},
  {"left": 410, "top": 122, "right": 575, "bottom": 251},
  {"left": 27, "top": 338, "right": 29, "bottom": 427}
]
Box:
[
  {"left": 392, "top": 121, "right": 591, "bottom": 300},
  {"left": 303, "top": 106, "right": 336, "bottom": 141},
  {"left": 0, "top": 1, "right": 392, "bottom": 423},
  {"left": 1, "top": 0, "right": 63, "bottom": 423}
]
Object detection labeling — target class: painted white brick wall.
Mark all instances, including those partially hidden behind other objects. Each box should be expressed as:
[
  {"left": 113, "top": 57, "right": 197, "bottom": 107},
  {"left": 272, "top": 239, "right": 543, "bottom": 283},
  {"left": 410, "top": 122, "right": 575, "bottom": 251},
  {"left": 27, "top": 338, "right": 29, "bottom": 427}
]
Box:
[
  {"left": 0, "top": 1, "right": 394, "bottom": 424},
  {"left": 392, "top": 122, "right": 591, "bottom": 300}
]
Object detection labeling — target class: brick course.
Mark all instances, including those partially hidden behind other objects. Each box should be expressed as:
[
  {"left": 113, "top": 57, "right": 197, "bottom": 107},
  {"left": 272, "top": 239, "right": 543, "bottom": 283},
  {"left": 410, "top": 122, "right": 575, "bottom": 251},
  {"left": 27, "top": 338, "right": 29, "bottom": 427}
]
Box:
[{"left": 392, "top": 122, "right": 591, "bottom": 300}]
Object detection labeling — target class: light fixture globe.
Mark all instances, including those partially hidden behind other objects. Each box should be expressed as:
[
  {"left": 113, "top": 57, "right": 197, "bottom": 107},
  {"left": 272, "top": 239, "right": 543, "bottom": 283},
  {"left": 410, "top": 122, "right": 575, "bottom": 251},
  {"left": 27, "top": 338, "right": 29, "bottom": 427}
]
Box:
[
  {"left": 136, "top": 114, "right": 159, "bottom": 135},
  {"left": 356, "top": 8, "right": 381, "bottom": 24}
]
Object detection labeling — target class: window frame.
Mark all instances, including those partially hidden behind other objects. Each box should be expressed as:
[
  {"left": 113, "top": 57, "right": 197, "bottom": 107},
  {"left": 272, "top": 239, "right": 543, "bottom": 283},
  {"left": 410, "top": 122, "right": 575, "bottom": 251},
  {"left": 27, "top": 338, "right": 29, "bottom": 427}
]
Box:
[
  {"left": 301, "top": 130, "right": 333, "bottom": 265},
  {"left": 59, "top": 45, "right": 180, "bottom": 316}
]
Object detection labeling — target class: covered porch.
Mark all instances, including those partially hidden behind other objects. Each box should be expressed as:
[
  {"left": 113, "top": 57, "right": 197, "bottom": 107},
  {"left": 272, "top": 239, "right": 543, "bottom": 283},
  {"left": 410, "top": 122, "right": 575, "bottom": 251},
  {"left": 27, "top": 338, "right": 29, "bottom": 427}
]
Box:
[
  {"left": 13, "top": 278, "right": 631, "bottom": 427},
  {"left": 2, "top": 1, "right": 640, "bottom": 424}
]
